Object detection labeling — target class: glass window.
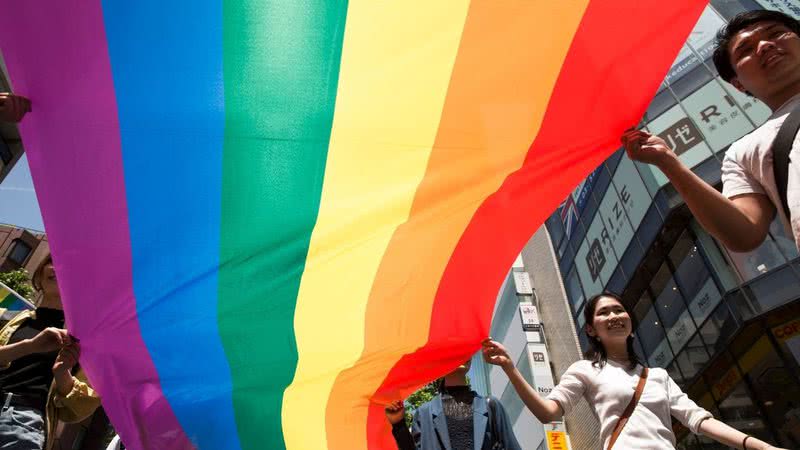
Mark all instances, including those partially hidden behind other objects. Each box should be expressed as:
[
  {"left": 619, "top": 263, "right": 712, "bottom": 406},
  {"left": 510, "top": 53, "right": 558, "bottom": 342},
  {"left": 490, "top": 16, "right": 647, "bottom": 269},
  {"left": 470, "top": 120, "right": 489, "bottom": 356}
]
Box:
[
  {"left": 710, "top": 0, "right": 757, "bottom": 20},
  {"left": 667, "top": 361, "right": 686, "bottom": 387},
  {"left": 645, "top": 89, "right": 678, "bottom": 122},
  {"left": 746, "top": 265, "right": 800, "bottom": 314},
  {"left": 565, "top": 267, "right": 585, "bottom": 313},
  {"left": 726, "top": 233, "right": 790, "bottom": 282},
  {"left": 717, "top": 383, "right": 775, "bottom": 443},
  {"left": 576, "top": 305, "right": 586, "bottom": 333},
  {"left": 8, "top": 240, "right": 32, "bottom": 265},
  {"left": 737, "top": 334, "right": 800, "bottom": 447},
  {"left": 690, "top": 220, "right": 739, "bottom": 292},
  {"left": 699, "top": 302, "right": 737, "bottom": 355},
  {"left": 675, "top": 334, "right": 710, "bottom": 380},
  {"left": 559, "top": 238, "right": 577, "bottom": 275},
  {"left": 669, "top": 65, "right": 714, "bottom": 100},
  {"left": 634, "top": 293, "right": 674, "bottom": 367},
  {"left": 653, "top": 265, "right": 697, "bottom": 353},
  {"left": 578, "top": 331, "right": 590, "bottom": 355},
  {"left": 671, "top": 232, "right": 708, "bottom": 292},
  {"left": 770, "top": 217, "right": 799, "bottom": 261},
  {"left": 545, "top": 213, "right": 565, "bottom": 250}
]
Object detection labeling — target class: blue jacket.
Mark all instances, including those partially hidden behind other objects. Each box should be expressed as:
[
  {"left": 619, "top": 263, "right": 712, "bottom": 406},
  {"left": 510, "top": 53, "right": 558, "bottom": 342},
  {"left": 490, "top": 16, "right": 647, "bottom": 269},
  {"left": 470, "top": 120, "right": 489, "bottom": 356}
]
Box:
[{"left": 392, "top": 393, "right": 521, "bottom": 450}]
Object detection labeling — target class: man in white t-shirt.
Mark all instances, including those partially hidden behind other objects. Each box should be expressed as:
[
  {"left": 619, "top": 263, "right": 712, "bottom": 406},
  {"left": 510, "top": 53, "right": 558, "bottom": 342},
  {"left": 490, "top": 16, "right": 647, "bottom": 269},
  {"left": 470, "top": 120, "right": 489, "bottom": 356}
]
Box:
[{"left": 623, "top": 10, "right": 800, "bottom": 252}]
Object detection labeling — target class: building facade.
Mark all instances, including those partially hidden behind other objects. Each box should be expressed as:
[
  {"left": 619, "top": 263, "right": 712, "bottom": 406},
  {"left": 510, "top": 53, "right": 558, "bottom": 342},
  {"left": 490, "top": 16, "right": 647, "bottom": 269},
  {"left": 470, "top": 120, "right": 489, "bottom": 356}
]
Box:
[
  {"left": 541, "top": 1, "right": 800, "bottom": 448},
  {"left": 0, "top": 223, "right": 49, "bottom": 286}
]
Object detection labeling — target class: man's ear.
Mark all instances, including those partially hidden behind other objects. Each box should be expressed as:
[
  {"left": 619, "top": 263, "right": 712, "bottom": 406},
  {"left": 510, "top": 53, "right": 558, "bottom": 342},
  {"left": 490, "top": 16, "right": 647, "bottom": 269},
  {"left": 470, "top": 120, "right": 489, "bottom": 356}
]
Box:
[{"left": 731, "top": 78, "right": 752, "bottom": 96}]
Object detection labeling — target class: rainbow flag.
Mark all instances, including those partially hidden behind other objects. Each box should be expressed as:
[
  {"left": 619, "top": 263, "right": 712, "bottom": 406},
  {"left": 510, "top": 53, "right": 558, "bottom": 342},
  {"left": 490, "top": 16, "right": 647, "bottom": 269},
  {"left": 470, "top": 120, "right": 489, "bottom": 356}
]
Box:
[
  {"left": 0, "top": 282, "right": 32, "bottom": 312},
  {"left": 0, "top": 1, "right": 706, "bottom": 449}
]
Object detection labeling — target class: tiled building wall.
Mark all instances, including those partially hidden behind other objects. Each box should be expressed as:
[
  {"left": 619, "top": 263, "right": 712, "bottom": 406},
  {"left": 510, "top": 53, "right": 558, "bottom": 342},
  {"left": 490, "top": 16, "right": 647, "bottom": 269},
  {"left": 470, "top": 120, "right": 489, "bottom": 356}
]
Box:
[{"left": 521, "top": 226, "right": 601, "bottom": 450}]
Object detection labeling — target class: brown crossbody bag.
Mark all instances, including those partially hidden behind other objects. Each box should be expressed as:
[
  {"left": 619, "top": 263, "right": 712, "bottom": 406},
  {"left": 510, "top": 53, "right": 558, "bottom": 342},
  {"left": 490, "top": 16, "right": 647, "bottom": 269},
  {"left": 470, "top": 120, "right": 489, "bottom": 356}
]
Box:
[{"left": 607, "top": 366, "right": 649, "bottom": 450}]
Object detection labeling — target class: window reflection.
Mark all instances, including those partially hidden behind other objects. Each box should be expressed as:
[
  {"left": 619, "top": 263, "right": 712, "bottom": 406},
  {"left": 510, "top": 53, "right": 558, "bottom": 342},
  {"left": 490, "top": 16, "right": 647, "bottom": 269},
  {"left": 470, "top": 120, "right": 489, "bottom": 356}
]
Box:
[
  {"left": 634, "top": 292, "right": 674, "bottom": 367},
  {"left": 726, "top": 218, "right": 790, "bottom": 282},
  {"left": 675, "top": 334, "right": 710, "bottom": 380}
]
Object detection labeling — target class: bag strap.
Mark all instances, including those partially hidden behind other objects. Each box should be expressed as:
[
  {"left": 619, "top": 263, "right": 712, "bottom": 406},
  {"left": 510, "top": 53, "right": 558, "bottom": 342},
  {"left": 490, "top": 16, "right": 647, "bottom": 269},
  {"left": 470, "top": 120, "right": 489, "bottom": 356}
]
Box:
[
  {"left": 607, "top": 367, "right": 648, "bottom": 450},
  {"left": 772, "top": 107, "right": 800, "bottom": 221}
]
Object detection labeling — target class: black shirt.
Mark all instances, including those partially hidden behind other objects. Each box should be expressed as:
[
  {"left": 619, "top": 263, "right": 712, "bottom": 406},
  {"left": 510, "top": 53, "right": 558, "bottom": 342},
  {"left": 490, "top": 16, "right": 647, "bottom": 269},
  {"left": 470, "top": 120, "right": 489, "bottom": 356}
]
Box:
[
  {"left": 442, "top": 386, "right": 475, "bottom": 450},
  {"left": 0, "top": 308, "right": 65, "bottom": 410}
]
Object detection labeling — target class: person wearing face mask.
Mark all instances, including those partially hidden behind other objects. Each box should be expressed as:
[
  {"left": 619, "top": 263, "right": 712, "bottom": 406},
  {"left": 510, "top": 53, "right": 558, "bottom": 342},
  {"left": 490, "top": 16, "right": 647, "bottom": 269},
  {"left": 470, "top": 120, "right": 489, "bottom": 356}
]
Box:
[
  {"left": 384, "top": 359, "right": 521, "bottom": 450},
  {"left": 0, "top": 256, "right": 99, "bottom": 450},
  {"left": 482, "top": 292, "right": 786, "bottom": 450}
]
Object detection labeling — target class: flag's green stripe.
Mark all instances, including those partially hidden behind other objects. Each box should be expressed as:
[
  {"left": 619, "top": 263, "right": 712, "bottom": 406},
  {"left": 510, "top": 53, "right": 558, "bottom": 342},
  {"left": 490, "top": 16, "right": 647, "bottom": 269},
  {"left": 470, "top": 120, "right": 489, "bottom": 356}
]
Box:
[{"left": 219, "top": 2, "right": 348, "bottom": 449}]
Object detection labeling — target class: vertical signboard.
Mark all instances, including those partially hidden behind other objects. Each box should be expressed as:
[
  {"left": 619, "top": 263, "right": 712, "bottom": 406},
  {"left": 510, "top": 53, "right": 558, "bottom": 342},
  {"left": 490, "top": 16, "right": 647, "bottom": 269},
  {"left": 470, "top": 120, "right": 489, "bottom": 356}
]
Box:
[
  {"left": 575, "top": 211, "right": 617, "bottom": 296},
  {"left": 546, "top": 431, "right": 569, "bottom": 450},
  {"left": 520, "top": 303, "right": 541, "bottom": 332}
]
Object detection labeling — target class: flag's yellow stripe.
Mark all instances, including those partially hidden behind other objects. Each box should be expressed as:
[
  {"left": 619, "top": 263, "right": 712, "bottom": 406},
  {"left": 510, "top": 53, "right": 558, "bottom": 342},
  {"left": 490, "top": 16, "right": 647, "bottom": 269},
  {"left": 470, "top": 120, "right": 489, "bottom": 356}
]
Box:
[
  {"left": 281, "top": 3, "right": 471, "bottom": 449},
  {"left": 325, "top": 1, "right": 592, "bottom": 449}
]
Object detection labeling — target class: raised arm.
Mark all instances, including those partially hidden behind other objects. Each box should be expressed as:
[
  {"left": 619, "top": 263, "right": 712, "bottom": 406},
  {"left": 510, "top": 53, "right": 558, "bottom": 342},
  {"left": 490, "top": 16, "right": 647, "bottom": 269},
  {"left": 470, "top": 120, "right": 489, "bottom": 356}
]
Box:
[
  {"left": 667, "top": 375, "right": 785, "bottom": 450},
  {"left": 698, "top": 419, "right": 785, "bottom": 450},
  {"left": 0, "top": 327, "right": 70, "bottom": 367},
  {"left": 482, "top": 339, "right": 562, "bottom": 423},
  {"left": 622, "top": 129, "right": 773, "bottom": 252}
]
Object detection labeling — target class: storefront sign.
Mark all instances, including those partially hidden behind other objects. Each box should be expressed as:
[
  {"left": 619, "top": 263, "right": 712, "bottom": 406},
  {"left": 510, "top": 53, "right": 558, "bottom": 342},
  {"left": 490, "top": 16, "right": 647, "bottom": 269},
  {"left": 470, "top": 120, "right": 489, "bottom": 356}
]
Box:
[
  {"left": 712, "top": 366, "right": 742, "bottom": 400},
  {"left": 575, "top": 210, "right": 617, "bottom": 295},
  {"left": 520, "top": 303, "right": 541, "bottom": 332},
  {"left": 546, "top": 431, "right": 569, "bottom": 450},
  {"left": 773, "top": 318, "right": 800, "bottom": 366},
  {"left": 513, "top": 271, "right": 533, "bottom": 295},
  {"left": 648, "top": 104, "right": 714, "bottom": 187},
  {"left": 681, "top": 80, "right": 754, "bottom": 152}
]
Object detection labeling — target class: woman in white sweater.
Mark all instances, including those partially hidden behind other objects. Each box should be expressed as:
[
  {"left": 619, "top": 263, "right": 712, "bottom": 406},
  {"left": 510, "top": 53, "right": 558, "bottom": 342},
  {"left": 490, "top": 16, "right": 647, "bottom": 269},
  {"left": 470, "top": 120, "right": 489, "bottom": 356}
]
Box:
[{"left": 482, "top": 292, "right": 786, "bottom": 450}]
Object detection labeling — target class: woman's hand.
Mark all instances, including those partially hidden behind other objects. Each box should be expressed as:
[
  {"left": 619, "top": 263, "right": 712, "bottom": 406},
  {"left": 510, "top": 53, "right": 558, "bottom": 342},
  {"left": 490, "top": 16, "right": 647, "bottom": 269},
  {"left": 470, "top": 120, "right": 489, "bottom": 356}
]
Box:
[
  {"left": 385, "top": 400, "right": 406, "bottom": 425},
  {"left": 482, "top": 338, "right": 513, "bottom": 370},
  {"left": 27, "top": 328, "right": 70, "bottom": 354},
  {"left": 52, "top": 344, "right": 79, "bottom": 396},
  {"left": 52, "top": 343, "right": 79, "bottom": 376}
]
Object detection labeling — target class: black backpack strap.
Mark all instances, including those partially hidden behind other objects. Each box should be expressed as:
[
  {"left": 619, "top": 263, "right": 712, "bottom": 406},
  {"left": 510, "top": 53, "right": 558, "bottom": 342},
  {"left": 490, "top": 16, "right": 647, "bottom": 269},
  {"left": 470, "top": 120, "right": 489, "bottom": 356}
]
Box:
[{"left": 773, "top": 107, "right": 800, "bottom": 221}]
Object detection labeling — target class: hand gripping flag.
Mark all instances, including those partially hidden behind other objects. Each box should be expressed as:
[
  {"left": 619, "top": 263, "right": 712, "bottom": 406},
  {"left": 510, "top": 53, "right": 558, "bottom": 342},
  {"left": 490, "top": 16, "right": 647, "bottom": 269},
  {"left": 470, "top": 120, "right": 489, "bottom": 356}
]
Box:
[{"left": 0, "top": 1, "right": 707, "bottom": 449}]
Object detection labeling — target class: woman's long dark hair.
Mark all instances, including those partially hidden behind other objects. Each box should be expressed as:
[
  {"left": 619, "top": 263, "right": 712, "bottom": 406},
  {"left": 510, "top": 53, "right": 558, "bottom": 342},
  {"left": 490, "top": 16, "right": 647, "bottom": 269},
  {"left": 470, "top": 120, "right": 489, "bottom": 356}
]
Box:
[{"left": 583, "top": 291, "right": 642, "bottom": 370}]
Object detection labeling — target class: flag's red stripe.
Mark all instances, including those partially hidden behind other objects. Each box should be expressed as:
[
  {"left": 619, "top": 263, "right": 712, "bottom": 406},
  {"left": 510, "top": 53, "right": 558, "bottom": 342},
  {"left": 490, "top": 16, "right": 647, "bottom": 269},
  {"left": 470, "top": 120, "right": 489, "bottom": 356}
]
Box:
[{"left": 365, "top": 0, "right": 708, "bottom": 446}]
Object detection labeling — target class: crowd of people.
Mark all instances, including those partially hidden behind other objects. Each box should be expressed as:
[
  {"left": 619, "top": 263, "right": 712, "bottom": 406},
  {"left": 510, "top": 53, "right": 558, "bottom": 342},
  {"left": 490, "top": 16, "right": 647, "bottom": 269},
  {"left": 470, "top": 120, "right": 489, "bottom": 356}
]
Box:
[{"left": 1, "top": 7, "right": 799, "bottom": 450}]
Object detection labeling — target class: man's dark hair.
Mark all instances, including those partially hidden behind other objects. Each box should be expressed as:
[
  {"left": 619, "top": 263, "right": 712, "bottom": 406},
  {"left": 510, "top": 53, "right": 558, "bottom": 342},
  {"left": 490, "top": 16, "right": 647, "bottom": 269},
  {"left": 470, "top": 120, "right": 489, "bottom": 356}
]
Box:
[{"left": 713, "top": 10, "right": 800, "bottom": 83}]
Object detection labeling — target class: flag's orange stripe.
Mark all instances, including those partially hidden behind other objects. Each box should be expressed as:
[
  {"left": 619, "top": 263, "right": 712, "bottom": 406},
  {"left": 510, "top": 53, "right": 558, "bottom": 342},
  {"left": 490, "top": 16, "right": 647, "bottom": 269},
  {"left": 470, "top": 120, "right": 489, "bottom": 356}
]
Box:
[
  {"left": 363, "top": 0, "right": 709, "bottom": 448},
  {"left": 324, "top": 2, "right": 591, "bottom": 448}
]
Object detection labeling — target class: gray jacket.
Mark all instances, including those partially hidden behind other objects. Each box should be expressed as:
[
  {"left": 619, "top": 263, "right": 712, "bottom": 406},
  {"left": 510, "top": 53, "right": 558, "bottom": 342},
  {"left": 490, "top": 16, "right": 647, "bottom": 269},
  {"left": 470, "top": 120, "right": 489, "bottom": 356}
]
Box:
[{"left": 391, "top": 394, "right": 522, "bottom": 450}]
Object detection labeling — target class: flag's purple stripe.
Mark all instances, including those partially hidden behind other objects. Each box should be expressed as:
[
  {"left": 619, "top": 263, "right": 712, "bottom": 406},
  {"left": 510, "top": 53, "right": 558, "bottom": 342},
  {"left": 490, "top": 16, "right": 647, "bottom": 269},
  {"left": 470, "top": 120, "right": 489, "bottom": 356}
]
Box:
[{"left": 0, "top": 2, "right": 192, "bottom": 449}]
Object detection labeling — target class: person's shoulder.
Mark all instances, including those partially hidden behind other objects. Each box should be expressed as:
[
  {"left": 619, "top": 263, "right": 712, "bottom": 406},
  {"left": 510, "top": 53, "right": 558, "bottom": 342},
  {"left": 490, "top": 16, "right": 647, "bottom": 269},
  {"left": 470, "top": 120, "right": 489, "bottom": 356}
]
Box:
[
  {"left": 645, "top": 366, "right": 671, "bottom": 381},
  {"left": 724, "top": 129, "right": 759, "bottom": 161},
  {"left": 566, "top": 359, "right": 595, "bottom": 374}
]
